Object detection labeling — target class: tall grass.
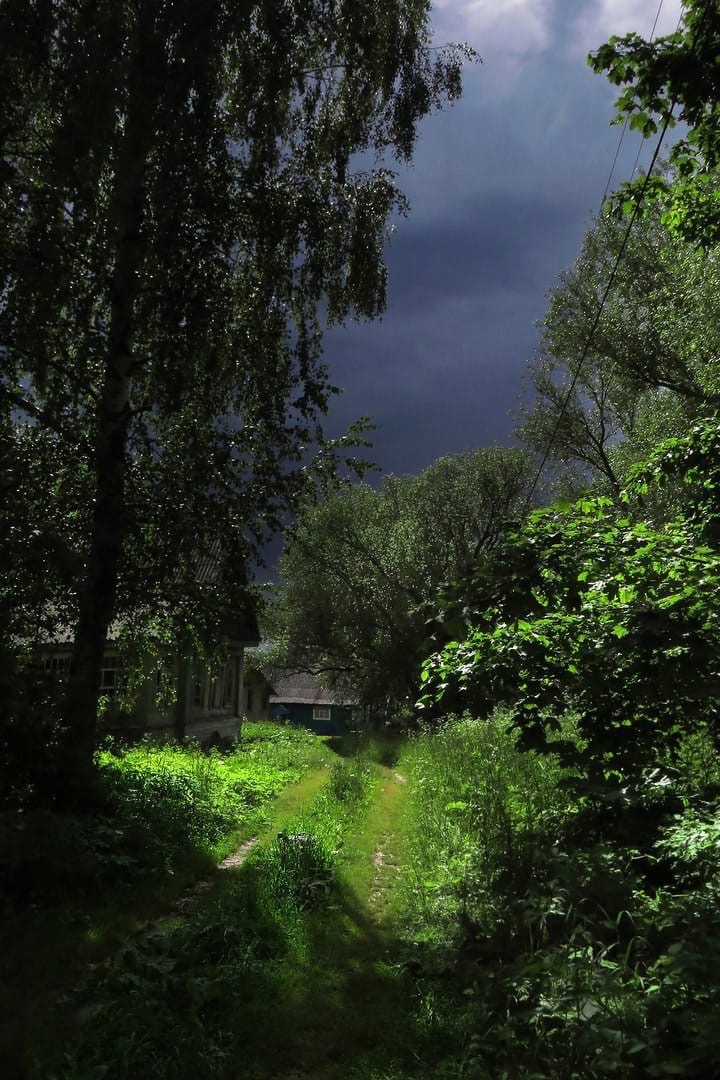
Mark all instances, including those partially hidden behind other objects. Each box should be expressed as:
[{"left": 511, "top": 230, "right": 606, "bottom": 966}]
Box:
[
  {"left": 0, "top": 722, "right": 332, "bottom": 910},
  {"left": 394, "top": 714, "right": 720, "bottom": 1078},
  {"left": 398, "top": 710, "right": 566, "bottom": 943},
  {"left": 40, "top": 751, "right": 378, "bottom": 1079},
  {"left": 98, "top": 725, "right": 327, "bottom": 866}
]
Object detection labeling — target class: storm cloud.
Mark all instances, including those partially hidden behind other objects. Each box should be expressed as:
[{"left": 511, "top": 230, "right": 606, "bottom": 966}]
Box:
[{"left": 319, "top": 0, "right": 684, "bottom": 478}]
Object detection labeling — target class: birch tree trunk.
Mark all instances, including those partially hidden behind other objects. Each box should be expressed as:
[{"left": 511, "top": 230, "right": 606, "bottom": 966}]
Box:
[{"left": 58, "top": 36, "right": 157, "bottom": 805}]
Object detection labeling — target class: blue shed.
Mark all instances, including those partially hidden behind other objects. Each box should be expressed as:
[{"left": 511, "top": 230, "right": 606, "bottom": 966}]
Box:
[{"left": 268, "top": 671, "right": 357, "bottom": 735}]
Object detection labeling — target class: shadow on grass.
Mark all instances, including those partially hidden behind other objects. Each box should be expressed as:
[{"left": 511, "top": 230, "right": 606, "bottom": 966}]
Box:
[
  {"left": 42, "top": 855, "right": 460, "bottom": 1080},
  {"left": 200, "top": 866, "right": 461, "bottom": 1080},
  {"left": 325, "top": 732, "right": 404, "bottom": 768}
]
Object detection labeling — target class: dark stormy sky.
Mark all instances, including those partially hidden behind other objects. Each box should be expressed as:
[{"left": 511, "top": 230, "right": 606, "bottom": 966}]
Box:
[{"left": 320, "top": 0, "right": 683, "bottom": 478}]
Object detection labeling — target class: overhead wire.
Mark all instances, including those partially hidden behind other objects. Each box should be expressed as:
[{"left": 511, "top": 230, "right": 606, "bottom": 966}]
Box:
[
  {"left": 522, "top": 0, "right": 709, "bottom": 511},
  {"left": 627, "top": 3, "right": 686, "bottom": 181},
  {"left": 523, "top": 110, "right": 676, "bottom": 511},
  {"left": 601, "top": 0, "right": 666, "bottom": 202}
]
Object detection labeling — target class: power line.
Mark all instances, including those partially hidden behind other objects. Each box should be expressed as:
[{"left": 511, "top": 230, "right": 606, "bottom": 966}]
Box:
[
  {"left": 523, "top": 0, "right": 710, "bottom": 510},
  {"left": 524, "top": 105, "right": 677, "bottom": 511},
  {"left": 627, "top": 3, "right": 685, "bottom": 182},
  {"left": 601, "top": 0, "right": 666, "bottom": 202}
]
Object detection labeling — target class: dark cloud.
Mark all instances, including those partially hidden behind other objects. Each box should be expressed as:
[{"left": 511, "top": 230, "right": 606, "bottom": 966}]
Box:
[{"left": 316, "top": 6, "right": 682, "bottom": 481}]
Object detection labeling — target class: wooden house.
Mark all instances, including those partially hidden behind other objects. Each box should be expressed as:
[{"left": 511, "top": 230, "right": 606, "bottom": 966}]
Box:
[{"left": 43, "top": 547, "right": 260, "bottom": 743}]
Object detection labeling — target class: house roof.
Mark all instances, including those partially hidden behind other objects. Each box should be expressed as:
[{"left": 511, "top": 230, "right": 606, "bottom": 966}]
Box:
[
  {"left": 268, "top": 671, "right": 356, "bottom": 707},
  {"left": 41, "top": 541, "right": 260, "bottom": 648}
]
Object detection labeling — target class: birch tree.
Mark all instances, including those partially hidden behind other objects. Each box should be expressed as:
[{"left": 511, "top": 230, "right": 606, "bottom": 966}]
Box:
[{"left": 0, "top": 0, "right": 472, "bottom": 799}]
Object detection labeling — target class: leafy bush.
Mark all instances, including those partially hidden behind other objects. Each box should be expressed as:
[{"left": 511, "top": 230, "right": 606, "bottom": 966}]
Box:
[
  {"left": 421, "top": 421, "right": 720, "bottom": 800},
  {"left": 0, "top": 724, "right": 331, "bottom": 908},
  {"left": 395, "top": 713, "right": 720, "bottom": 1078}
]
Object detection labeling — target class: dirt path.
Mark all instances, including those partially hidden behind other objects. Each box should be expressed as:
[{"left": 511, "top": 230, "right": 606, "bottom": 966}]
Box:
[
  {"left": 366, "top": 769, "right": 408, "bottom": 918},
  {"left": 240, "top": 762, "right": 421, "bottom": 1080}
]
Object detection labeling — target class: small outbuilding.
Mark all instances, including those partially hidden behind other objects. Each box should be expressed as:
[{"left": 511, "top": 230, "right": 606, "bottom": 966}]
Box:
[{"left": 268, "top": 671, "right": 357, "bottom": 735}]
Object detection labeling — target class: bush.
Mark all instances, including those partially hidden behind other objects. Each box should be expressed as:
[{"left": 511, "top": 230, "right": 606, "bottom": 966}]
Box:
[{"left": 0, "top": 724, "right": 331, "bottom": 908}]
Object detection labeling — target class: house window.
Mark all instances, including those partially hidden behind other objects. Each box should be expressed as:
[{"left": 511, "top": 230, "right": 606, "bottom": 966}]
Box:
[
  {"left": 99, "top": 654, "right": 123, "bottom": 695},
  {"left": 44, "top": 655, "right": 69, "bottom": 676},
  {"left": 312, "top": 705, "right": 331, "bottom": 721}
]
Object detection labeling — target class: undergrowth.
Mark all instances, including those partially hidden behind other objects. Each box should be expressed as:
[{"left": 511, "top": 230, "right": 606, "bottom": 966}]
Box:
[
  {"left": 0, "top": 722, "right": 331, "bottom": 910},
  {"left": 394, "top": 711, "right": 720, "bottom": 1079},
  {"left": 38, "top": 751, "right": 377, "bottom": 1079},
  {"left": 0, "top": 722, "right": 333, "bottom": 1077}
]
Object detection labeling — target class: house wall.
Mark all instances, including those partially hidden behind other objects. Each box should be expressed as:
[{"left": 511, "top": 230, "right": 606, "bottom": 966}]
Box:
[
  {"left": 271, "top": 702, "right": 354, "bottom": 736},
  {"left": 44, "top": 647, "right": 245, "bottom": 744},
  {"left": 173, "top": 653, "right": 244, "bottom": 742},
  {"left": 243, "top": 669, "right": 272, "bottom": 722}
]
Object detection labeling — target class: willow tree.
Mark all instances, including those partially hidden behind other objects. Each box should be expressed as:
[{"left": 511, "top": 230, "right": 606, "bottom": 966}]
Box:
[{"left": 0, "top": 0, "right": 472, "bottom": 795}]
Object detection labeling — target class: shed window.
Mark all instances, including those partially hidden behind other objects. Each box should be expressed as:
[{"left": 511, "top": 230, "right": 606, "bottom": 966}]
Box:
[{"left": 312, "top": 705, "right": 331, "bottom": 721}]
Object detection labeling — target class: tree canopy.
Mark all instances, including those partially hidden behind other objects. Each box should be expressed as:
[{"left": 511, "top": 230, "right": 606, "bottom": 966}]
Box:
[
  {"left": 0, "top": 0, "right": 473, "bottom": 797},
  {"left": 589, "top": 0, "right": 720, "bottom": 244},
  {"left": 517, "top": 182, "right": 720, "bottom": 491},
  {"left": 264, "top": 447, "right": 534, "bottom": 715},
  {"left": 419, "top": 7, "right": 720, "bottom": 799}
]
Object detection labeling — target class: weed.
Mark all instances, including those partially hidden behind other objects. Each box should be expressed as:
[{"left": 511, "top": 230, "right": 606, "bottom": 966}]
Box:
[
  {"left": 394, "top": 711, "right": 720, "bottom": 1078},
  {"left": 329, "top": 756, "right": 374, "bottom": 803},
  {"left": 258, "top": 831, "right": 335, "bottom": 908}
]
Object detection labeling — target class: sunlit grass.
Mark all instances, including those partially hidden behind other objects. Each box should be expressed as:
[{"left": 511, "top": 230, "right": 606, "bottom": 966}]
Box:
[{"left": 0, "top": 722, "right": 335, "bottom": 1077}]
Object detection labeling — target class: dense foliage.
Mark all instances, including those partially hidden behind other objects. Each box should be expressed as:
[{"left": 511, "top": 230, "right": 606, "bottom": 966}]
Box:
[
  {"left": 421, "top": 419, "right": 720, "bottom": 796},
  {"left": 395, "top": 715, "right": 720, "bottom": 1079},
  {"left": 0, "top": 0, "right": 472, "bottom": 792},
  {"left": 590, "top": 0, "right": 720, "bottom": 245},
  {"left": 265, "top": 447, "right": 534, "bottom": 714}
]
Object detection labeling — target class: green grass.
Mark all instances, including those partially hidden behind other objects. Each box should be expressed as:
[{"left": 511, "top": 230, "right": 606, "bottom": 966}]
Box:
[
  {"left": 390, "top": 714, "right": 720, "bottom": 1079},
  {"left": 396, "top": 710, "right": 567, "bottom": 945},
  {"left": 0, "top": 722, "right": 334, "bottom": 1077},
  {"left": 35, "top": 750, "right": 394, "bottom": 1079},
  {"left": 10, "top": 716, "right": 720, "bottom": 1079}
]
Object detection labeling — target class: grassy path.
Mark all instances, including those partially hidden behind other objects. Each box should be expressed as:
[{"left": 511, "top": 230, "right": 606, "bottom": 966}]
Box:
[
  {"left": 171, "top": 765, "right": 332, "bottom": 915},
  {"left": 230, "top": 762, "right": 444, "bottom": 1080},
  {"left": 1, "top": 764, "right": 334, "bottom": 1079},
  {"left": 20, "top": 748, "right": 467, "bottom": 1079}
]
